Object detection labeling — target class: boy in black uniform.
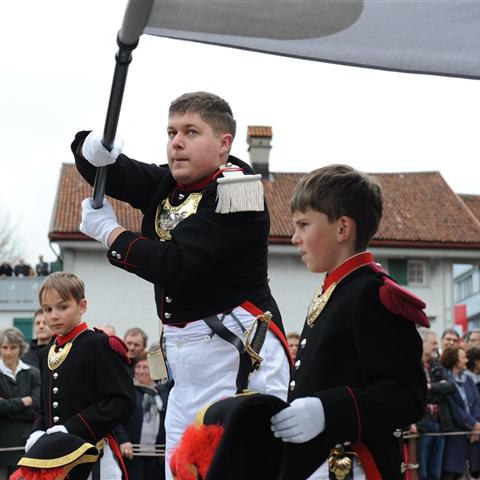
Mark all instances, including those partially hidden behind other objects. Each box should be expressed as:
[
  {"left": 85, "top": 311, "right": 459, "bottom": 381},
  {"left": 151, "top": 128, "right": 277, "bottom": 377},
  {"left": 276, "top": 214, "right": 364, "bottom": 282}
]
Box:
[
  {"left": 271, "top": 165, "right": 428, "bottom": 479},
  {"left": 24, "top": 272, "right": 136, "bottom": 480},
  {"left": 72, "top": 92, "right": 290, "bottom": 479}
]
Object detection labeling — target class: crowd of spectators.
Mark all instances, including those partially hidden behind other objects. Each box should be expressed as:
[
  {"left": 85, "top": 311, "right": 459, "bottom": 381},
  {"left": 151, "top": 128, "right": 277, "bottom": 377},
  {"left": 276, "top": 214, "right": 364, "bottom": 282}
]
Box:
[
  {"left": 0, "top": 321, "right": 170, "bottom": 480},
  {"left": 413, "top": 327, "right": 480, "bottom": 480},
  {"left": 7, "top": 312, "right": 480, "bottom": 479},
  {"left": 0, "top": 256, "right": 50, "bottom": 279}
]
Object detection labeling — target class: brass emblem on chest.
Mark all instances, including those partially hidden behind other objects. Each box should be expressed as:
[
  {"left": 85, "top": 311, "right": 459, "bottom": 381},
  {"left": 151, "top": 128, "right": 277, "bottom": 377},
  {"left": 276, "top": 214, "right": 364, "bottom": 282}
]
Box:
[
  {"left": 306, "top": 282, "right": 337, "bottom": 327},
  {"left": 155, "top": 193, "right": 202, "bottom": 241},
  {"left": 47, "top": 342, "right": 72, "bottom": 371}
]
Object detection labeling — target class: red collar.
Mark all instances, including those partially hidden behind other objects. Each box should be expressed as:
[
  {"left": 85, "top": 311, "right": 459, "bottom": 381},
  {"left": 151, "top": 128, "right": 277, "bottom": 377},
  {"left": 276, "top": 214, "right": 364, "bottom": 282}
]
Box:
[
  {"left": 323, "top": 252, "right": 374, "bottom": 291},
  {"left": 177, "top": 169, "right": 219, "bottom": 192},
  {"left": 55, "top": 322, "right": 88, "bottom": 347},
  {"left": 176, "top": 166, "right": 244, "bottom": 192}
]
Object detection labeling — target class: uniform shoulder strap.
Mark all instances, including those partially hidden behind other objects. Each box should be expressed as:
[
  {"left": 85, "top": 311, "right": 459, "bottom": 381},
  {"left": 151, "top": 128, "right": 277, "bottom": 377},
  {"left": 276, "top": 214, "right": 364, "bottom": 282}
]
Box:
[
  {"left": 93, "top": 328, "right": 130, "bottom": 364},
  {"left": 369, "top": 262, "right": 430, "bottom": 327}
]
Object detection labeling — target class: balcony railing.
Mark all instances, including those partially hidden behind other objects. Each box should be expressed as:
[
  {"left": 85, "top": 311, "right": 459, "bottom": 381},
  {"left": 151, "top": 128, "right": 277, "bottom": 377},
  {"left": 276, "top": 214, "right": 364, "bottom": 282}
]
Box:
[{"left": 0, "top": 278, "right": 42, "bottom": 311}]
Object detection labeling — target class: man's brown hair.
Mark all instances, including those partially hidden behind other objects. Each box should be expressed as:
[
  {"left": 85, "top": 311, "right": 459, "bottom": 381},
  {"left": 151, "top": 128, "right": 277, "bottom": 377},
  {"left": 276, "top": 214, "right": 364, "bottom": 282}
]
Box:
[
  {"left": 169, "top": 91, "right": 236, "bottom": 138},
  {"left": 38, "top": 271, "right": 85, "bottom": 305},
  {"left": 290, "top": 164, "right": 383, "bottom": 251}
]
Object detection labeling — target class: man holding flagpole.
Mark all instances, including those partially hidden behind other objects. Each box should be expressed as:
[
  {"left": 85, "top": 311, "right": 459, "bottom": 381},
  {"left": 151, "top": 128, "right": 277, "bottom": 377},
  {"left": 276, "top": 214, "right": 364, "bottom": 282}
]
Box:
[{"left": 73, "top": 91, "right": 291, "bottom": 479}]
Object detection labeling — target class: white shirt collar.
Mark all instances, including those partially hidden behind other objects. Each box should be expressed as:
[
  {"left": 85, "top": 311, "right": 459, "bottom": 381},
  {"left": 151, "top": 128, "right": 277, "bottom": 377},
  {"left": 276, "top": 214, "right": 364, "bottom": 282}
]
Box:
[{"left": 0, "top": 358, "right": 31, "bottom": 380}]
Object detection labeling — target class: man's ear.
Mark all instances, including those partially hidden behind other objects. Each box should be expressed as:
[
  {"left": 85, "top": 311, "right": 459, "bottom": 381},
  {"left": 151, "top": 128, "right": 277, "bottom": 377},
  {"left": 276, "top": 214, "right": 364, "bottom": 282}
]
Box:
[
  {"left": 79, "top": 298, "right": 87, "bottom": 315},
  {"left": 337, "top": 216, "right": 356, "bottom": 243},
  {"left": 219, "top": 133, "right": 233, "bottom": 158}
]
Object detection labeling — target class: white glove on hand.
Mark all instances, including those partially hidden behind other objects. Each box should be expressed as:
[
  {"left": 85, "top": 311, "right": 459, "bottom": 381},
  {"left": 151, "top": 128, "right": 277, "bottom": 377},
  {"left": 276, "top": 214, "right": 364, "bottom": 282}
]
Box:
[
  {"left": 46, "top": 425, "right": 68, "bottom": 435},
  {"left": 271, "top": 397, "right": 325, "bottom": 443},
  {"left": 80, "top": 198, "right": 121, "bottom": 247},
  {"left": 82, "top": 130, "right": 123, "bottom": 167},
  {"left": 25, "top": 430, "right": 46, "bottom": 452}
]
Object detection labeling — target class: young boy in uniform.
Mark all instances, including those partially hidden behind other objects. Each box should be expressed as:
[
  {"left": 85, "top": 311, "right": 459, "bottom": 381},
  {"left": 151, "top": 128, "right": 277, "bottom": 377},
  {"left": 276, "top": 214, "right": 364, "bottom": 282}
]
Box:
[
  {"left": 72, "top": 91, "right": 290, "bottom": 479},
  {"left": 24, "top": 272, "right": 136, "bottom": 480},
  {"left": 271, "top": 165, "right": 428, "bottom": 479}
]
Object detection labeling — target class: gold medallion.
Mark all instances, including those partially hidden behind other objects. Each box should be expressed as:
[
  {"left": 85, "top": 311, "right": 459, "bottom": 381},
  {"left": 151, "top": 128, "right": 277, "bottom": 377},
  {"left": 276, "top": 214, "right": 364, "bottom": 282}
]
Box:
[
  {"left": 47, "top": 342, "right": 73, "bottom": 371},
  {"left": 328, "top": 446, "right": 356, "bottom": 480},
  {"left": 155, "top": 193, "right": 203, "bottom": 240},
  {"left": 306, "top": 282, "right": 337, "bottom": 327}
]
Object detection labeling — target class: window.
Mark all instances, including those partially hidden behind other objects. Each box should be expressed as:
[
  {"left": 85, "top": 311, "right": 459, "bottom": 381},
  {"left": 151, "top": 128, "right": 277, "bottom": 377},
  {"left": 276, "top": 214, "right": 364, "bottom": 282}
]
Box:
[
  {"left": 457, "top": 275, "right": 473, "bottom": 300},
  {"left": 407, "top": 260, "right": 426, "bottom": 285}
]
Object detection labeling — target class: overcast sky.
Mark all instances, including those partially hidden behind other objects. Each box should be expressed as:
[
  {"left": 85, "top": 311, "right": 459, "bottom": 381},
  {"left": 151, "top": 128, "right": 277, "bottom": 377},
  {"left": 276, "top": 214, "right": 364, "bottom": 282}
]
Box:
[{"left": 2, "top": 0, "right": 480, "bottom": 267}]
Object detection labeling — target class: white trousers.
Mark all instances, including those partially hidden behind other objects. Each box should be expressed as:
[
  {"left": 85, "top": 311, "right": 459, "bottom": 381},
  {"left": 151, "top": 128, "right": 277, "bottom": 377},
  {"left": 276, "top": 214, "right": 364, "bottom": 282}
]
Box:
[
  {"left": 86, "top": 443, "right": 122, "bottom": 480},
  {"left": 163, "top": 306, "right": 290, "bottom": 480}
]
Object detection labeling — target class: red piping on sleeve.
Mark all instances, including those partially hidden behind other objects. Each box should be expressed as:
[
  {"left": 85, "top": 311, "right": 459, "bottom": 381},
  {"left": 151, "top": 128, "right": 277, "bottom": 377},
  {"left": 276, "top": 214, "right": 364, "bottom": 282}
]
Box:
[
  {"left": 77, "top": 413, "right": 97, "bottom": 442},
  {"left": 345, "top": 386, "right": 362, "bottom": 441}
]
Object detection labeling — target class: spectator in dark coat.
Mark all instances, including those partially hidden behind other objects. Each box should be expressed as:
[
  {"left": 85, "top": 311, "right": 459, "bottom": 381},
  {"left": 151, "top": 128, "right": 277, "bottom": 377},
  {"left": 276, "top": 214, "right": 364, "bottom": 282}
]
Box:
[
  {"left": 0, "top": 327, "right": 41, "bottom": 478},
  {"left": 35, "top": 255, "right": 49, "bottom": 276},
  {"left": 116, "top": 352, "right": 170, "bottom": 480},
  {"left": 13, "top": 259, "right": 31, "bottom": 277},
  {"left": 441, "top": 346, "right": 480, "bottom": 480},
  {"left": 415, "top": 328, "right": 456, "bottom": 480},
  {"left": 465, "top": 346, "right": 480, "bottom": 394},
  {"left": 21, "top": 308, "right": 53, "bottom": 368},
  {"left": 0, "top": 261, "right": 13, "bottom": 277}
]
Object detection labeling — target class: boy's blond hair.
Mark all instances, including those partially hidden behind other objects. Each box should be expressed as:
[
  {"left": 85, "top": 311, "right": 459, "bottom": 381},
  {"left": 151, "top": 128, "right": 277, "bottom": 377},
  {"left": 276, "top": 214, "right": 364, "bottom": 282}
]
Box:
[{"left": 39, "top": 271, "right": 85, "bottom": 305}]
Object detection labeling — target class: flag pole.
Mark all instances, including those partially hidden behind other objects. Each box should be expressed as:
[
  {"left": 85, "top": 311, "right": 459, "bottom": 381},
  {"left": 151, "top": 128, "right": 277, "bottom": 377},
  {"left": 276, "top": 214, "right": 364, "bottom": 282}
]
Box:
[{"left": 91, "top": 0, "right": 154, "bottom": 209}]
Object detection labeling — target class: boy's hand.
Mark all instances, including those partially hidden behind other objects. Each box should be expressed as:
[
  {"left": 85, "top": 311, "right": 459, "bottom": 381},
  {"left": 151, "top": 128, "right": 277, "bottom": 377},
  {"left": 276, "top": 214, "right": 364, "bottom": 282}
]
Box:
[
  {"left": 25, "top": 430, "right": 45, "bottom": 452},
  {"left": 271, "top": 397, "right": 325, "bottom": 443},
  {"left": 120, "top": 441, "right": 134, "bottom": 459},
  {"left": 82, "top": 130, "right": 123, "bottom": 167},
  {"left": 80, "top": 198, "right": 121, "bottom": 247}
]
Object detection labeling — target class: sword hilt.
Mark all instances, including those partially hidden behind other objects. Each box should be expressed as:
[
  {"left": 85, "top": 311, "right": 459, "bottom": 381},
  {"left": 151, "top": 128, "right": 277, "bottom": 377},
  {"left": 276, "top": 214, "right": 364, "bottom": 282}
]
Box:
[{"left": 245, "top": 311, "right": 272, "bottom": 369}]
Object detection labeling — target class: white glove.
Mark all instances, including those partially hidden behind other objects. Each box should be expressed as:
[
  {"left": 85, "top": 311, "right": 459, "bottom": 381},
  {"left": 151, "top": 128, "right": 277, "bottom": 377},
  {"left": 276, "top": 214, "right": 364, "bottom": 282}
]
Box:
[
  {"left": 80, "top": 198, "right": 121, "bottom": 247},
  {"left": 82, "top": 130, "right": 123, "bottom": 167},
  {"left": 46, "top": 425, "right": 68, "bottom": 435},
  {"left": 25, "top": 430, "right": 46, "bottom": 452},
  {"left": 271, "top": 397, "right": 325, "bottom": 443}
]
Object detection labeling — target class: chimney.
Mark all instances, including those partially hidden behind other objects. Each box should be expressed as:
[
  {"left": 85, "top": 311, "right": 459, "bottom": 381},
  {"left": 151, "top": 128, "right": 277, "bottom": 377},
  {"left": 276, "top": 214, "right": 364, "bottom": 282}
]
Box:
[{"left": 247, "top": 126, "right": 272, "bottom": 178}]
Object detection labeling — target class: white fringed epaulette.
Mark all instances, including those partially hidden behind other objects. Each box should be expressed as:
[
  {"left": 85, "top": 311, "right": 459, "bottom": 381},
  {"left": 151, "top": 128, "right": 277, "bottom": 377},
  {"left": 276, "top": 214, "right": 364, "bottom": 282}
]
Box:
[{"left": 215, "top": 165, "right": 264, "bottom": 214}]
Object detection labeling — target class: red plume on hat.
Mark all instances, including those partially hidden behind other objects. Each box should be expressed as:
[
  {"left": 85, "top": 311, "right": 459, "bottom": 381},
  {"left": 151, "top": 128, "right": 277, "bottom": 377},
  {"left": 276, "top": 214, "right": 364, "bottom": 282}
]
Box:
[{"left": 170, "top": 392, "right": 288, "bottom": 480}]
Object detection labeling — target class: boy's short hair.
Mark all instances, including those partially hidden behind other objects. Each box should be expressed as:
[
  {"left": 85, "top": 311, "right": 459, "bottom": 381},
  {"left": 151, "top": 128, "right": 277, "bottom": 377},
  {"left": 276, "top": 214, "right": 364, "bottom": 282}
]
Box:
[
  {"left": 290, "top": 164, "right": 383, "bottom": 251},
  {"left": 39, "top": 272, "right": 85, "bottom": 305},
  {"left": 169, "top": 91, "right": 236, "bottom": 139}
]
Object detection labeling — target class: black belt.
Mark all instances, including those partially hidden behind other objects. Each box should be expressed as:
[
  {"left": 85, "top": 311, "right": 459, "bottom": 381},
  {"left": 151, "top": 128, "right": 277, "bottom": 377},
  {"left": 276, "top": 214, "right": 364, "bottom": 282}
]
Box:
[{"left": 204, "top": 314, "right": 252, "bottom": 393}]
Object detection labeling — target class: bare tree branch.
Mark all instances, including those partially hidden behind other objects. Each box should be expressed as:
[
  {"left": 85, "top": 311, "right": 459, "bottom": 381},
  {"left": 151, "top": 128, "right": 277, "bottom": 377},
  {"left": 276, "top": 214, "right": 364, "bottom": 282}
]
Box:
[{"left": 0, "top": 205, "right": 24, "bottom": 262}]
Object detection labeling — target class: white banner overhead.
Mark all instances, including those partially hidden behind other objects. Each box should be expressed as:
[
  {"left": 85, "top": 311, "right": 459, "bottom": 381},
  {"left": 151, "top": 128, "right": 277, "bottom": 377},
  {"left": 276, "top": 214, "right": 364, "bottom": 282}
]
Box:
[{"left": 117, "top": 0, "right": 480, "bottom": 80}]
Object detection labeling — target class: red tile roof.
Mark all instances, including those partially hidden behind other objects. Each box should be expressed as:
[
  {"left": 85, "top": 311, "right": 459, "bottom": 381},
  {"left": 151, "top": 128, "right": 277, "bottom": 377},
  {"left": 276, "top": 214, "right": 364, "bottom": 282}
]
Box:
[
  {"left": 247, "top": 126, "right": 272, "bottom": 138},
  {"left": 50, "top": 165, "right": 480, "bottom": 249},
  {"left": 459, "top": 194, "right": 480, "bottom": 224}
]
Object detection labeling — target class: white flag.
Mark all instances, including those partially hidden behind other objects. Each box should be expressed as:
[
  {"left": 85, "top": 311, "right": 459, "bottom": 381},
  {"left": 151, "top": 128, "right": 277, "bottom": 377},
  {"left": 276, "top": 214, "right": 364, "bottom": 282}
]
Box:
[{"left": 118, "top": 0, "right": 480, "bottom": 79}]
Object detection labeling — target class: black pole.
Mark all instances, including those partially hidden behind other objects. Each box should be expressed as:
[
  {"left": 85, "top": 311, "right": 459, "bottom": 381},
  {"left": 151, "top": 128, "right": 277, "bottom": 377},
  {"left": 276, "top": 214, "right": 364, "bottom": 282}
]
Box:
[{"left": 91, "top": 36, "right": 139, "bottom": 209}]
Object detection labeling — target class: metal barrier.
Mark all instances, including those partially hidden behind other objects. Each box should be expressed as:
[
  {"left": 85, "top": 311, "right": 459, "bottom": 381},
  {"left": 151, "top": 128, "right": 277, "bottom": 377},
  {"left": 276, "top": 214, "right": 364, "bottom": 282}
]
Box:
[{"left": 0, "top": 444, "right": 166, "bottom": 457}]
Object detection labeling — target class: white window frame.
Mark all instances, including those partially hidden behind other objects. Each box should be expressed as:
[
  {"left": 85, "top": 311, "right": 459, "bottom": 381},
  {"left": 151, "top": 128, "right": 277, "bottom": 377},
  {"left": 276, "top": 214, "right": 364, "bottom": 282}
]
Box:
[{"left": 407, "top": 260, "right": 427, "bottom": 286}]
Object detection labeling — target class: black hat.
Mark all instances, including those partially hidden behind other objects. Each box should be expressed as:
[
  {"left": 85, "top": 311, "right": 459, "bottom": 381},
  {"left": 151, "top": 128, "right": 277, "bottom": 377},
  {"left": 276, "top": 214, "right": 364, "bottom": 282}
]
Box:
[
  {"left": 10, "top": 432, "right": 102, "bottom": 480},
  {"left": 170, "top": 392, "right": 289, "bottom": 480}
]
